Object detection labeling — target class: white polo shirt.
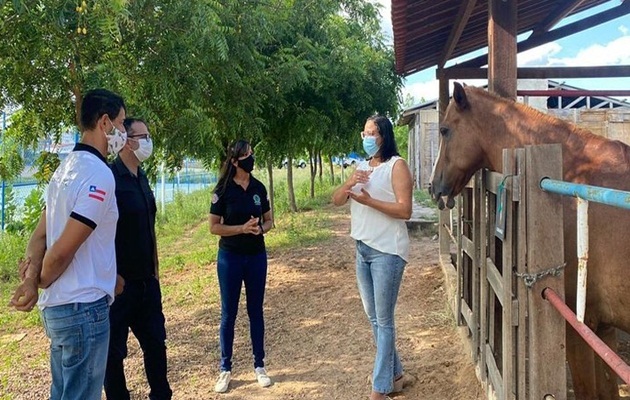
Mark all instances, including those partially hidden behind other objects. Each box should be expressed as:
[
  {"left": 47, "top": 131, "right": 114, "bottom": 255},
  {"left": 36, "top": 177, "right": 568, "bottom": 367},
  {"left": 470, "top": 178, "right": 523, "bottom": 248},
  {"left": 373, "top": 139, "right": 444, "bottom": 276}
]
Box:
[{"left": 38, "top": 144, "right": 118, "bottom": 309}]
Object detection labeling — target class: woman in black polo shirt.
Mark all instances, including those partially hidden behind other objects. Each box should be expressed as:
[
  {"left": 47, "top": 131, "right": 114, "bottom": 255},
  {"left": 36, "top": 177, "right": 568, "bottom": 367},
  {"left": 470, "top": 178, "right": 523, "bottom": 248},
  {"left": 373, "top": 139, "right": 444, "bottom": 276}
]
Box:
[{"left": 209, "top": 139, "right": 274, "bottom": 393}]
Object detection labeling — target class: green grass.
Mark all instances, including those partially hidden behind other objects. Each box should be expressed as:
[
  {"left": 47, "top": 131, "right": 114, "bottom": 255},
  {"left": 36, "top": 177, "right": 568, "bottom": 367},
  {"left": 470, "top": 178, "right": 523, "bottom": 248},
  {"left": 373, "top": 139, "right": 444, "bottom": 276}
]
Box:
[{"left": 414, "top": 188, "right": 436, "bottom": 208}]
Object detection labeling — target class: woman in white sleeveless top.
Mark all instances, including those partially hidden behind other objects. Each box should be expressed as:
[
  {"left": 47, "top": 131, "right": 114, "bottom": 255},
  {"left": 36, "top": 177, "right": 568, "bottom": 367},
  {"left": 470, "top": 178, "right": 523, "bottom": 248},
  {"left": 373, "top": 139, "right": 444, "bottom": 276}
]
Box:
[{"left": 332, "top": 115, "right": 413, "bottom": 400}]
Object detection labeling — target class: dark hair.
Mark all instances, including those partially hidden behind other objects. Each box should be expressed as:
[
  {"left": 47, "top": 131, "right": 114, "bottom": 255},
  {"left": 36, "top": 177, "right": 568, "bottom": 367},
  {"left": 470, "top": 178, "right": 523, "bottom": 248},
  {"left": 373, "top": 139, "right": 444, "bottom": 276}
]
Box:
[
  {"left": 80, "top": 89, "right": 126, "bottom": 131},
  {"left": 214, "top": 139, "right": 251, "bottom": 195},
  {"left": 123, "top": 117, "right": 147, "bottom": 134},
  {"left": 368, "top": 114, "right": 399, "bottom": 162}
]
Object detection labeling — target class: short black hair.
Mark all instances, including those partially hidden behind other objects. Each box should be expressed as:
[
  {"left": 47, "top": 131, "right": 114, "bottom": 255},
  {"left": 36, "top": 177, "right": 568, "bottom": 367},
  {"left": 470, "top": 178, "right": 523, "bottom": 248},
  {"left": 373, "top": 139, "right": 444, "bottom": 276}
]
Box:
[
  {"left": 80, "top": 89, "right": 126, "bottom": 131},
  {"left": 368, "top": 114, "right": 399, "bottom": 162},
  {"left": 123, "top": 117, "right": 147, "bottom": 134}
]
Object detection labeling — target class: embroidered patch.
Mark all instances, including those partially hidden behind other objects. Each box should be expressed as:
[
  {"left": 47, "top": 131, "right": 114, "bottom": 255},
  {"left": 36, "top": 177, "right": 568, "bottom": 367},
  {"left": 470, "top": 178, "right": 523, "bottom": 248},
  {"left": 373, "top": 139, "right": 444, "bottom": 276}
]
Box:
[
  {"left": 253, "top": 194, "right": 261, "bottom": 206},
  {"left": 88, "top": 185, "right": 106, "bottom": 202},
  {"left": 212, "top": 193, "right": 219, "bottom": 204}
]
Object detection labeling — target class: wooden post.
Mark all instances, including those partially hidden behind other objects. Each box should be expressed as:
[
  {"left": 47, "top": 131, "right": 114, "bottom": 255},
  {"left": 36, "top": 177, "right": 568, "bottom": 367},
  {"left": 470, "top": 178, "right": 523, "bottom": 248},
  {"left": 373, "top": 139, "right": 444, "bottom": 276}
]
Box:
[
  {"left": 488, "top": 0, "right": 517, "bottom": 99},
  {"left": 525, "top": 144, "right": 566, "bottom": 400},
  {"left": 502, "top": 150, "right": 516, "bottom": 399},
  {"left": 439, "top": 77, "right": 451, "bottom": 256},
  {"left": 515, "top": 149, "right": 528, "bottom": 399}
]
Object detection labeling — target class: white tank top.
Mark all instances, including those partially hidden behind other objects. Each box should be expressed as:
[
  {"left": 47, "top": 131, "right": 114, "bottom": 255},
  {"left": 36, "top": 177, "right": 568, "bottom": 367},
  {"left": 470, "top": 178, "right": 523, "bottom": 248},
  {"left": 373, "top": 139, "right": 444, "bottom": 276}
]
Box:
[{"left": 350, "top": 156, "right": 409, "bottom": 261}]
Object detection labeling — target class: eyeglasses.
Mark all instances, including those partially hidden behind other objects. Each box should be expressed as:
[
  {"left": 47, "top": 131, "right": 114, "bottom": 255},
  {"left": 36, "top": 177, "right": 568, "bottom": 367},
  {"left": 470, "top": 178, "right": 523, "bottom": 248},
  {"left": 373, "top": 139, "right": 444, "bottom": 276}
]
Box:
[
  {"left": 128, "top": 133, "right": 151, "bottom": 141},
  {"left": 361, "top": 131, "right": 378, "bottom": 138}
]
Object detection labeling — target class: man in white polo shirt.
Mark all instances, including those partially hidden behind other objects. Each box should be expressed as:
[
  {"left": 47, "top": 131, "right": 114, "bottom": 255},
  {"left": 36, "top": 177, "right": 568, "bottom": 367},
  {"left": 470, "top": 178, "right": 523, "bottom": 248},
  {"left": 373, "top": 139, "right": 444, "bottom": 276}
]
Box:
[{"left": 10, "top": 88, "right": 127, "bottom": 400}]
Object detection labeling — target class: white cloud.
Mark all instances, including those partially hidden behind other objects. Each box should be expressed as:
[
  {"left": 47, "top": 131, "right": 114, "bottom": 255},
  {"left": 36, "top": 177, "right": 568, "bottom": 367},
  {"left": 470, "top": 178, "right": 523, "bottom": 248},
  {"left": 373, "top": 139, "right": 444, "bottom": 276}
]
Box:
[
  {"left": 548, "top": 36, "right": 630, "bottom": 66},
  {"left": 619, "top": 25, "right": 628, "bottom": 36},
  {"left": 402, "top": 77, "right": 487, "bottom": 103},
  {"left": 518, "top": 42, "right": 563, "bottom": 66},
  {"left": 402, "top": 31, "right": 630, "bottom": 104}
]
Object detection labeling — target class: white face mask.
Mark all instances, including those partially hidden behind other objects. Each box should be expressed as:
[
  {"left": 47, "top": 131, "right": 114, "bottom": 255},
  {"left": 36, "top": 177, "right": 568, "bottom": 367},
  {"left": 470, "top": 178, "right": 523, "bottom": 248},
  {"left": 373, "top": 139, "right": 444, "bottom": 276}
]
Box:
[
  {"left": 106, "top": 119, "right": 127, "bottom": 155},
  {"left": 133, "top": 138, "right": 153, "bottom": 162}
]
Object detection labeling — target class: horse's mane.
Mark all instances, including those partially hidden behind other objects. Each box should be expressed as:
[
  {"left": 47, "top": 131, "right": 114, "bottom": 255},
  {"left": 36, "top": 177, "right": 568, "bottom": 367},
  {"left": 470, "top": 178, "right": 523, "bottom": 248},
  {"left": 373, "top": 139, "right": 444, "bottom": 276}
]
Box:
[
  {"left": 464, "top": 86, "right": 597, "bottom": 141},
  {"left": 464, "top": 86, "right": 630, "bottom": 173}
]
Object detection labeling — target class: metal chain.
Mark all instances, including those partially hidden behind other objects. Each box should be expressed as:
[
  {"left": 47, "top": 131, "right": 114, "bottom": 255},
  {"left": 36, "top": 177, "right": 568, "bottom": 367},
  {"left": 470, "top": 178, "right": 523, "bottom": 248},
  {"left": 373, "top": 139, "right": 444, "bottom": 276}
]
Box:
[{"left": 514, "top": 263, "right": 566, "bottom": 288}]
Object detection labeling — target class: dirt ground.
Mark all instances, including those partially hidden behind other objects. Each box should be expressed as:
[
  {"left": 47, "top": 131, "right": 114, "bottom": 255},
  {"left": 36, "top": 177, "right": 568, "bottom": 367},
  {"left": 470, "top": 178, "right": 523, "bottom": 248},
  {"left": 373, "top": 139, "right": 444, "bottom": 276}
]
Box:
[{"left": 1, "top": 207, "right": 485, "bottom": 400}]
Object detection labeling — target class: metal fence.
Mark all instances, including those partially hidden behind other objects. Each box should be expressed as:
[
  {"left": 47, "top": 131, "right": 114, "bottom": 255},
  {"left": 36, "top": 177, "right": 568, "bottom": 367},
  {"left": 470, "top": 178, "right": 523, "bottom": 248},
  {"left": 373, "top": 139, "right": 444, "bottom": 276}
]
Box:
[{"left": 1, "top": 170, "right": 216, "bottom": 231}]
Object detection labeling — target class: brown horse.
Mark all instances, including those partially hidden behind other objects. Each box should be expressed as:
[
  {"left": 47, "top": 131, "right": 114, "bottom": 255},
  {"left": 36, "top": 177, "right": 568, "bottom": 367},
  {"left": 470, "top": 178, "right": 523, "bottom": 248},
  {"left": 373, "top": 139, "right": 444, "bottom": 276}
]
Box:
[{"left": 430, "top": 82, "right": 630, "bottom": 400}]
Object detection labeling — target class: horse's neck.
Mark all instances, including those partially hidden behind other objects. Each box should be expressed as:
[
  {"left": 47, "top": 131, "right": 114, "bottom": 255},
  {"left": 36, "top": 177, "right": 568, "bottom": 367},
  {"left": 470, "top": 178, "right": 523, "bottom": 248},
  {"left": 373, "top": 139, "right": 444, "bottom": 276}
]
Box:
[{"left": 497, "top": 105, "right": 630, "bottom": 185}]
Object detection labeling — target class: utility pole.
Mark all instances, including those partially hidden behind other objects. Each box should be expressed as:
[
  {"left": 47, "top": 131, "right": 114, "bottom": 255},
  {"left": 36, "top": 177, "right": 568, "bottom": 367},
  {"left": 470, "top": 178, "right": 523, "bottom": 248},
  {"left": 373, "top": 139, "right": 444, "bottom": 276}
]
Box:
[{"left": 1, "top": 111, "right": 6, "bottom": 232}]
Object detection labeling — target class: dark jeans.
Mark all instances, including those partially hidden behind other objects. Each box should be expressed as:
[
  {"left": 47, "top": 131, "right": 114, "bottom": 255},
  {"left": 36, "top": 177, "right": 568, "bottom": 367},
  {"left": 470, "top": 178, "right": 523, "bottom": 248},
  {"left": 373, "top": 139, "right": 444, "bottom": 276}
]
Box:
[
  {"left": 217, "top": 248, "right": 268, "bottom": 372},
  {"left": 104, "top": 277, "right": 172, "bottom": 400}
]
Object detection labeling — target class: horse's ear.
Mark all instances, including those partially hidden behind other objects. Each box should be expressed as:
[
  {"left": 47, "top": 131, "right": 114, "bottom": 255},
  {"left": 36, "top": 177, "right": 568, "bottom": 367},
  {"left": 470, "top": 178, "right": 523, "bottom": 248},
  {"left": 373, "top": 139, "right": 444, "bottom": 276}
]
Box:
[{"left": 453, "top": 82, "right": 469, "bottom": 110}]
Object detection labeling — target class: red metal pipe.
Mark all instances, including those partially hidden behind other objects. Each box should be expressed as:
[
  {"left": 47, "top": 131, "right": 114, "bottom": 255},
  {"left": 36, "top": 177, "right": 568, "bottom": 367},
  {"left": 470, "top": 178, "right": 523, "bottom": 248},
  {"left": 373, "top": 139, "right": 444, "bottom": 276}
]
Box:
[
  {"left": 543, "top": 288, "right": 630, "bottom": 385},
  {"left": 517, "top": 90, "right": 630, "bottom": 97}
]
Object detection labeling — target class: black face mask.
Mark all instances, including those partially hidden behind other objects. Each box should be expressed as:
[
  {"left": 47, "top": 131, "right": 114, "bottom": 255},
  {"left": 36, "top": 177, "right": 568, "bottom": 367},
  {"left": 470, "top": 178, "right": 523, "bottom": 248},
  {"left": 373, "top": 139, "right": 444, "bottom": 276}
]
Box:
[{"left": 238, "top": 154, "right": 255, "bottom": 173}]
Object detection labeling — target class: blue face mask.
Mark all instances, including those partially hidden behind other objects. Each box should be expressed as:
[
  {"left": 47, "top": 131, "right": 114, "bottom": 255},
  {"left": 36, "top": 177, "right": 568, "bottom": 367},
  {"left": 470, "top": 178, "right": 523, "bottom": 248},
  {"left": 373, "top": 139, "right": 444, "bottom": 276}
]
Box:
[{"left": 362, "top": 136, "right": 380, "bottom": 157}]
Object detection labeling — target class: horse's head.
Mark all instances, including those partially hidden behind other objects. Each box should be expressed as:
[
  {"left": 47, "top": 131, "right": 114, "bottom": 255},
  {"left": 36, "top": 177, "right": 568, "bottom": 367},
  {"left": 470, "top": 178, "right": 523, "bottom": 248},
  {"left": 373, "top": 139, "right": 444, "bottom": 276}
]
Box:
[{"left": 430, "top": 82, "right": 488, "bottom": 209}]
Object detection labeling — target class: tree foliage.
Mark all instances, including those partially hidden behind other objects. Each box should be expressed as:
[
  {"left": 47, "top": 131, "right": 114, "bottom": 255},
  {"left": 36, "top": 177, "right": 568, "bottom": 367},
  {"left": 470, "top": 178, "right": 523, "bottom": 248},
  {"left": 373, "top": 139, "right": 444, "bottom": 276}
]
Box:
[{"left": 0, "top": 0, "right": 402, "bottom": 212}]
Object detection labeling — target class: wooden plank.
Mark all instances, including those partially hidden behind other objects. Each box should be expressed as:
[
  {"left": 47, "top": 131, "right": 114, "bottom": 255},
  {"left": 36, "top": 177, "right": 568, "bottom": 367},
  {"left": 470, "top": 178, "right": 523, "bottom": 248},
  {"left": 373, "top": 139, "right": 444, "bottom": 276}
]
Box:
[
  {"left": 438, "top": 65, "right": 630, "bottom": 80},
  {"left": 461, "top": 301, "right": 475, "bottom": 332},
  {"left": 532, "top": 0, "right": 588, "bottom": 34},
  {"left": 450, "top": 2, "right": 630, "bottom": 69},
  {"left": 438, "top": 0, "right": 478, "bottom": 66},
  {"left": 485, "top": 170, "right": 503, "bottom": 194},
  {"left": 486, "top": 343, "right": 505, "bottom": 400},
  {"left": 515, "top": 148, "right": 528, "bottom": 400},
  {"left": 462, "top": 235, "right": 475, "bottom": 258},
  {"left": 472, "top": 171, "right": 482, "bottom": 363},
  {"left": 487, "top": 258, "right": 505, "bottom": 307},
  {"left": 479, "top": 169, "right": 489, "bottom": 384},
  {"left": 525, "top": 145, "right": 566, "bottom": 400},
  {"left": 457, "top": 194, "right": 464, "bottom": 326},
  {"left": 502, "top": 149, "right": 516, "bottom": 399}
]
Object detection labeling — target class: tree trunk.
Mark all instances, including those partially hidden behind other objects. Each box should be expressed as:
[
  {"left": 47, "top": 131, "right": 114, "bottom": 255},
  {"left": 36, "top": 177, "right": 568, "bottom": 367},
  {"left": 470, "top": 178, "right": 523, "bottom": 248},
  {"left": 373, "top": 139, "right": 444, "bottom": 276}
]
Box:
[
  {"left": 318, "top": 150, "right": 323, "bottom": 184},
  {"left": 308, "top": 149, "right": 316, "bottom": 198},
  {"left": 266, "top": 159, "right": 276, "bottom": 228},
  {"left": 287, "top": 156, "right": 297, "bottom": 212},
  {"left": 328, "top": 156, "right": 335, "bottom": 185}
]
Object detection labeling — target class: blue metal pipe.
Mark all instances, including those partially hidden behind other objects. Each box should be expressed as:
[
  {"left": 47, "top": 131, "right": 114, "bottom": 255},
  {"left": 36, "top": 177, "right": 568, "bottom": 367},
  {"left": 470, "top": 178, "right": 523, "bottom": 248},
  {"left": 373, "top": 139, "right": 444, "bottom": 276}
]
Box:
[{"left": 540, "top": 178, "right": 630, "bottom": 210}]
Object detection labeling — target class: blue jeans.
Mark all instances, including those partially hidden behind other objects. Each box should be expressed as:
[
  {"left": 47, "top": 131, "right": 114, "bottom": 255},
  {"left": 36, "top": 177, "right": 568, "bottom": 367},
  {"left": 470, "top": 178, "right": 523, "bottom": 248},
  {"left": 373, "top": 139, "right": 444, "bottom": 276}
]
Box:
[
  {"left": 217, "top": 248, "right": 267, "bottom": 372},
  {"left": 105, "top": 277, "right": 172, "bottom": 400},
  {"left": 41, "top": 296, "right": 110, "bottom": 400},
  {"left": 355, "top": 240, "right": 406, "bottom": 394}
]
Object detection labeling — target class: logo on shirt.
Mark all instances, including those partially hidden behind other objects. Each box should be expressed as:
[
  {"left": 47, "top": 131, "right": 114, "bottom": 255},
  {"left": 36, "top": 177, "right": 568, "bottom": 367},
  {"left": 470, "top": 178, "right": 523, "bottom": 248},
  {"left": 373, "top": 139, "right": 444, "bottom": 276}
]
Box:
[
  {"left": 88, "top": 185, "right": 107, "bottom": 202},
  {"left": 212, "top": 193, "right": 219, "bottom": 204},
  {"left": 253, "top": 194, "right": 261, "bottom": 206}
]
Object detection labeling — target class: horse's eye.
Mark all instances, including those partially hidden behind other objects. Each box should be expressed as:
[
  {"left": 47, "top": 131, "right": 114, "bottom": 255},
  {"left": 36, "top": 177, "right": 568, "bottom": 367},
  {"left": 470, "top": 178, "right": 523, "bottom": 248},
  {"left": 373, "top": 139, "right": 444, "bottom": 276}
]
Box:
[{"left": 440, "top": 126, "right": 449, "bottom": 136}]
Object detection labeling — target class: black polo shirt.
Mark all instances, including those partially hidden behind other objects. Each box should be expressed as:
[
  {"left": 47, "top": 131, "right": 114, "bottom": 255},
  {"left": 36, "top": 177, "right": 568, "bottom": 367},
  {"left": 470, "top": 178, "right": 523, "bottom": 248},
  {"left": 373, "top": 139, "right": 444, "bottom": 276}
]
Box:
[
  {"left": 210, "top": 176, "right": 270, "bottom": 255},
  {"left": 110, "top": 156, "right": 157, "bottom": 280}
]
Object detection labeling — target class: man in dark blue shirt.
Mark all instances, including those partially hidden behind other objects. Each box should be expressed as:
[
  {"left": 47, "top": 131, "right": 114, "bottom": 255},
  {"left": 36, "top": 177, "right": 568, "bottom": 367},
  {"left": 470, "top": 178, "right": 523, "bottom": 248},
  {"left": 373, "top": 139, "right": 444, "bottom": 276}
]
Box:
[{"left": 104, "top": 118, "right": 172, "bottom": 400}]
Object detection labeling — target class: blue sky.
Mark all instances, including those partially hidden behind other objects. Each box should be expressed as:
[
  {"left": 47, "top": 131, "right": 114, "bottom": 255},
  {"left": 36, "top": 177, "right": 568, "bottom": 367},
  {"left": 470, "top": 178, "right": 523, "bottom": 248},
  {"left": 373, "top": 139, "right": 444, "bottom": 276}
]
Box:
[{"left": 375, "top": 0, "right": 630, "bottom": 102}]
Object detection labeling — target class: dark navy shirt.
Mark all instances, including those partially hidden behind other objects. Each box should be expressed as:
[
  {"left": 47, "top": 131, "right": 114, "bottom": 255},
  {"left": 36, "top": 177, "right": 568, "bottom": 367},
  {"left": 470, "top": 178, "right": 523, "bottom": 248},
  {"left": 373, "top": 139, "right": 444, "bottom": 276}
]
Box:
[
  {"left": 110, "top": 156, "right": 157, "bottom": 280},
  {"left": 210, "top": 176, "right": 270, "bottom": 255}
]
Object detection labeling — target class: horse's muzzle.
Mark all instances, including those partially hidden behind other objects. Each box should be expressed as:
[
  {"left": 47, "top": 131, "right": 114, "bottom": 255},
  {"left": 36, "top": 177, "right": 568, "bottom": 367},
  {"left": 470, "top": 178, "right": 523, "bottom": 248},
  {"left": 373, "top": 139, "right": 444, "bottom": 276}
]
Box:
[{"left": 429, "top": 182, "right": 456, "bottom": 210}]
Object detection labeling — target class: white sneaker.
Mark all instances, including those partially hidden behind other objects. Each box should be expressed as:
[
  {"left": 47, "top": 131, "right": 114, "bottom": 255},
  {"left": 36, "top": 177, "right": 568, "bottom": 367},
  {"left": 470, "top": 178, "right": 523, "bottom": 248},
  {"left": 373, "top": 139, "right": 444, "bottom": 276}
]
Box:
[
  {"left": 255, "top": 367, "right": 272, "bottom": 388},
  {"left": 214, "top": 371, "right": 231, "bottom": 393}
]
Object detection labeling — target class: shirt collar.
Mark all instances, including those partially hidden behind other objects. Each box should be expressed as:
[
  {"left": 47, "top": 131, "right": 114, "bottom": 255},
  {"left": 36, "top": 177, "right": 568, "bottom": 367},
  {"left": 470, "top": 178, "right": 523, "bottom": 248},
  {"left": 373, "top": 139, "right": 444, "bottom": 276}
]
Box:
[
  {"left": 72, "top": 143, "right": 107, "bottom": 164},
  {"left": 113, "top": 155, "right": 145, "bottom": 178}
]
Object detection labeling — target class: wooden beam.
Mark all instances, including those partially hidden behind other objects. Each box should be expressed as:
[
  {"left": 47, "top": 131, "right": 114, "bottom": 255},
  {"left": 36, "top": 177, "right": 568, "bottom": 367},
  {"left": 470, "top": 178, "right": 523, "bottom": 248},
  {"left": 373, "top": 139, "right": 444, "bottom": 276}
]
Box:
[
  {"left": 488, "top": 0, "right": 517, "bottom": 98},
  {"left": 456, "top": 2, "right": 630, "bottom": 69},
  {"left": 438, "top": 0, "right": 477, "bottom": 67},
  {"left": 437, "top": 65, "right": 630, "bottom": 80},
  {"left": 532, "top": 0, "right": 588, "bottom": 35}
]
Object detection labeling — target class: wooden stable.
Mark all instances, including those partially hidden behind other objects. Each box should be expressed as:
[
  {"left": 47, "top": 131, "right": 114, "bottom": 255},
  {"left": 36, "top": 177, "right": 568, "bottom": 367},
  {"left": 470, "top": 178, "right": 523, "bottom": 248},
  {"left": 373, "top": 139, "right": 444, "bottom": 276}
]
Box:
[{"left": 443, "top": 145, "right": 568, "bottom": 399}]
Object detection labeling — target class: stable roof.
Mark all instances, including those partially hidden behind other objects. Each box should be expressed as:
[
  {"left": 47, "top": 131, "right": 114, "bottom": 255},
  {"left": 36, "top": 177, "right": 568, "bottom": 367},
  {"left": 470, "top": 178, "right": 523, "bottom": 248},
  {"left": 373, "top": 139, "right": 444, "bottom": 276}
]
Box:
[{"left": 392, "top": 0, "right": 630, "bottom": 77}]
